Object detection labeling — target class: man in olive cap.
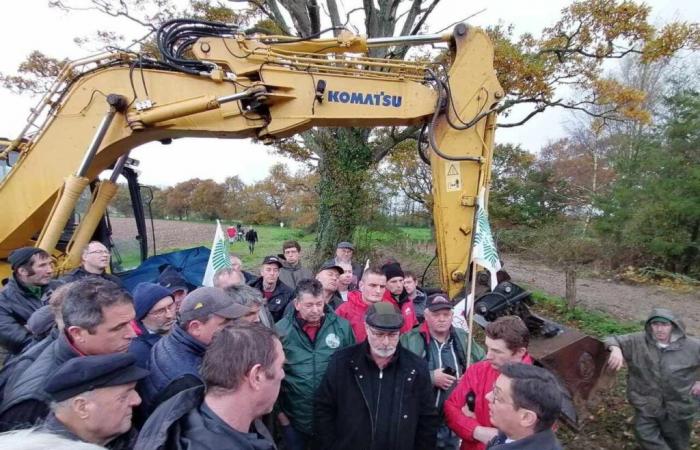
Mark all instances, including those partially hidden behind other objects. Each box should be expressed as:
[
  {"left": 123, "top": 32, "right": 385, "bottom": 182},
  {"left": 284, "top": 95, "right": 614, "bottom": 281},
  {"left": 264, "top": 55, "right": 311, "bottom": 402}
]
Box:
[
  {"left": 323, "top": 242, "right": 364, "bottom": 289},
  {"left": 0, "top": 247, "right": 53, "bottom": 357},
  {"left": 605, "top": 307, "right": 700, "bottom": 450},
  {"left": 315, "top": 302, "right": 439, "bottom": 450},
  {"left": 43, "top": 353, "right": 148, "bottom": 449}
]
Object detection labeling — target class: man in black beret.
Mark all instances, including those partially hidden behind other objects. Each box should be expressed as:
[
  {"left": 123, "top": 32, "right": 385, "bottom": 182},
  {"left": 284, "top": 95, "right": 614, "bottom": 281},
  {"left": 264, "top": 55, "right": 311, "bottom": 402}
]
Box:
[
  {"left": 42, "top": 353, "right": 148, "bottom": 450},
  {"left": 0, "top": 247, "right": 53, "bottom": 357},
  {"left": 314, "top": 302, "right": 440, "bottom": 450}
]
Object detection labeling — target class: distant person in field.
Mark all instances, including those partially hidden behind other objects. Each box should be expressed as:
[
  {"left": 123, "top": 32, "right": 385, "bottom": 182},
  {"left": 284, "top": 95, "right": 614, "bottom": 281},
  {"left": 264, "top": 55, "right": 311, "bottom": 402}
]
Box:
[
  {"left": 605, "top": 307, "right": 700, "bottom": 450},
  {"left": 61, "top": 241, "right": 122, "bottom": 286},
  {"left": 245, "top": 228, "right": 259, "bottom": 254}
]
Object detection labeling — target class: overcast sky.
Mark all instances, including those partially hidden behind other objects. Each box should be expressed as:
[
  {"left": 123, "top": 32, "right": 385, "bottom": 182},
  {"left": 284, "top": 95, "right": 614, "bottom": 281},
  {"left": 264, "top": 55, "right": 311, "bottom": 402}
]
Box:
[{"left": 1, "top": 0, "right": 697, "bottom": 187}]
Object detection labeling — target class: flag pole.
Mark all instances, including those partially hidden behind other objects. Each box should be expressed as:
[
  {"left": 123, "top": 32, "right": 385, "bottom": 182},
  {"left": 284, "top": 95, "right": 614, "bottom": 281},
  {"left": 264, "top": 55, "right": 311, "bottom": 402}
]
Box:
[{"left": 465, "top": 260, "right": 478, "bottom": 369}]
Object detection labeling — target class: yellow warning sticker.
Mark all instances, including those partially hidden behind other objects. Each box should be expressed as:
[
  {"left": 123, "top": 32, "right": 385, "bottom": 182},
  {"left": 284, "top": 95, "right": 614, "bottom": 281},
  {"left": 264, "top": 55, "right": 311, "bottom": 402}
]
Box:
[{"left": 445, "top": 162, "right": 461, "bottom": 192}]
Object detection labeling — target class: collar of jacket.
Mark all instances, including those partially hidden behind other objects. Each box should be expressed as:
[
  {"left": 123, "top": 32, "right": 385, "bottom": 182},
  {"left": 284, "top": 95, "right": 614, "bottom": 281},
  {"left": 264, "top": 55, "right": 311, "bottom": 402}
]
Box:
[
  {"left": 9, "top": 275, "right": 45, "bottom": 299},
  {"left": 488, "top": 428, "right": 560, "bottom": 450},
  {"left": 172, "top": 323, "right": 207, "bottom": 355},
  {"left": 350, "top": 341, "right": 402, "bottom": 372}
]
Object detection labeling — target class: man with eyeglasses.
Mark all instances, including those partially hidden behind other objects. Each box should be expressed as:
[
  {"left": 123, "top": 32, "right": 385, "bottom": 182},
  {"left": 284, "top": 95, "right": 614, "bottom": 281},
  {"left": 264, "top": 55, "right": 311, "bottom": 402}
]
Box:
[
  {"left": 484, "top": 363, "right": 563, "bottom": 450},
  {"left": 128, "top": 282, "right": 177, "bottom": 368},
  {"left": 314, "top": 302, "right": 439, "bottom": 450},
  {"left": 62, "top": 241, "right": 122, "bottom": 286}
]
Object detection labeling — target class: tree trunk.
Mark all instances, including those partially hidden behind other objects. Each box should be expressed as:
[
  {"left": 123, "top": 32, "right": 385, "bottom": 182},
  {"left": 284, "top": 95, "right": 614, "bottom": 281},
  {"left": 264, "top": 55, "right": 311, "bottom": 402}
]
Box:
[
  {"left": 314, "top": 128, "right": 373, "bottom": 263},
  {"left": 565, "top": 267, "right": 577, "bottom": 309}
]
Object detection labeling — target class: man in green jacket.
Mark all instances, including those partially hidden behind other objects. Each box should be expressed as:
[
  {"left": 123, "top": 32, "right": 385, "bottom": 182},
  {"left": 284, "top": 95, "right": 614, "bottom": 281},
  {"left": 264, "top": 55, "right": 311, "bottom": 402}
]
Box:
[
  {"left": 275, "top": 278, "right": 355, "bottom": 450},
  {"left": 401, "top": 293, "right": 485, "bottom": 450},
  {"left": 605, "top": 307, "right": 700, "bottom": 450}
]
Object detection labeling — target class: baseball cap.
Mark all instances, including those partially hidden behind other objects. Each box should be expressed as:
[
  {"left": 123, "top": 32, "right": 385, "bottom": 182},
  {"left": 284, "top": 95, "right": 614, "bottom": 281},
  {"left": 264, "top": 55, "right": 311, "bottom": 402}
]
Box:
[
  {"left": 179, "top": 287, "right": 251, "bottom": 323},
  {"left": 318, "top": 261, "right": 344, "bottom": 275},
  {"left": 426, "top": 293, "right": 453, "bottom": 312},
  {"left": 262, "top": 255, "right": 283, "bottom": 268},
  {"left": 365, "top": 302, "right": 404, "bottom": 331}
]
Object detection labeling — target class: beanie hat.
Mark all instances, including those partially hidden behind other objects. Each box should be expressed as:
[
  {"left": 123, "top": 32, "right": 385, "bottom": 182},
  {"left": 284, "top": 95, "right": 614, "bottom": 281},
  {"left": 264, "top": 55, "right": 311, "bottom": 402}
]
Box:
[
  {"left": 133, "top": 282, "right": 173, "bottom": 321},
  {"left": 9, "top": 247, "right": 45, "bottom": 270},
  {"left": 381, "top": 262, "right": 404, "bottom": 280},
  {"left": 157, "top": 266, "right": 192, "bottom": 293}
]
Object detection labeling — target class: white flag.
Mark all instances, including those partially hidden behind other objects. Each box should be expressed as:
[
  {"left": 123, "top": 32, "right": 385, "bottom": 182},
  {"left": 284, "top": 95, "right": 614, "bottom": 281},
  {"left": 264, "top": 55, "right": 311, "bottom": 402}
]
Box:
[
  {"left": 452, "top": 294, "right": 473, "bottom": 332},
  {"left": 472, "top": 188, "right": 502, "bottom": 289},
  {"left": 202, "top": 220, "right": 232, "bottom": 287}
]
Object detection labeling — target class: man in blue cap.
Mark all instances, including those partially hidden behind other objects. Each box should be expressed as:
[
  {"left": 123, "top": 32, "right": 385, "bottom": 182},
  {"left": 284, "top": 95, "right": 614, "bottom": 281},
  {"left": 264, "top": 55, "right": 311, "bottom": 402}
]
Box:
[
  {"left": 42, "top": 353, "right": 148, "bottom": 449},
  {"left": 129, "top": 282, "right": 176, "bottom": 368},
  {"left": 0, "top": 247, "right": 53, "bottom": 357},
  {"left": 605, "top": 307, "right": 700, "bottom": 450}
]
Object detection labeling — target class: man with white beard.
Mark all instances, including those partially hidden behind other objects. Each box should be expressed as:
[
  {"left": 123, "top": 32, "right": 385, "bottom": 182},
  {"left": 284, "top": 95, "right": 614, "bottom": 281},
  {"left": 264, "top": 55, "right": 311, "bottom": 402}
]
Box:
[{"left": 314, "top": 302, "right": 439, "bottom": 450}]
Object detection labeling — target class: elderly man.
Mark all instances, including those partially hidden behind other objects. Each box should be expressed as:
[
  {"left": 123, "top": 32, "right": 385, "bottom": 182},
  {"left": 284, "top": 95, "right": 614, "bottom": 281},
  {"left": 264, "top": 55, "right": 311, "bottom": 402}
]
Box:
[
  {"left": 402, "top": 294, "right": 486, "bottom": 450},
  {"left": 485, "top": 364, "right": 563, "bottom": 450},
  {"left": 248, "top": 255, "right": 294, "bottom": 323},
  {"left": 276, "top": 279, "right": 354, "bottom": 450},
  {"left": 315, "top": 302, "right": 439, "bottom": 450},
  {"left": 0, "top": 278, "right": 137, "bottom": 431},
  {"left": 128, "top": 282, "right": 176, "bottom": 368},
  {"left": 444, "top": 316, "right": 533, "bottom": 450},
  {"left": 135, "top": 323, "right": 283, "bottom": 450},
  {"left": 42, "top": 353, "right": 148, "bottom": 449},
  {"left": 324, "top": 242, "right": 363, "bottom": 289},
  {"left": 225, "top": 284, "right": 274, "bottom": 326},
  {"left": 213, "top": 267, "right": 245, "bottom": 289},
  {"left": 61, "top": 241, "right": 121, "bottom": 286},
  {"left": 316, "top": 262, "right": 344, "bottom": 310},
  {"left": 605, "top": 307, "right": 700, "bottom": 450},
  {"left": 335, "top": 267, "right": 386, "bottom": 341},
  {"left": 279, "top": 240, "right": 313, "bottom": 289},
  {"left": 0, "top": 247, "right": 53, "bottom": 357},
  {"left": 138, "top": 287, "right": 251, "bottom": 415},
  {"left": 229, "top": 254, "right": 256, "bottom": 283}
]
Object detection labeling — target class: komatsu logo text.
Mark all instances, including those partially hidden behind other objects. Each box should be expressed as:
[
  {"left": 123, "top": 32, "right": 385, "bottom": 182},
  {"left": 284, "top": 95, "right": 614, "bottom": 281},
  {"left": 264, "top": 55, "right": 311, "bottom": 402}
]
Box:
[{"left": 327, "top": 90, "right": 402, "bottom": 107}]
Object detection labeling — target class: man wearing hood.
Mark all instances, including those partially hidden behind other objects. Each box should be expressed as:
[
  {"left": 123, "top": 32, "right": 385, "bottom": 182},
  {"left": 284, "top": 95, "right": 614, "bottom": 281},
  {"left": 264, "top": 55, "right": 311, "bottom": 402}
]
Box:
[
  {"left": 278, "top": 240, "right": 313, "bottom": 289},
  {"left": 605, "top": 307, "right": 700, "bottom": 450}
]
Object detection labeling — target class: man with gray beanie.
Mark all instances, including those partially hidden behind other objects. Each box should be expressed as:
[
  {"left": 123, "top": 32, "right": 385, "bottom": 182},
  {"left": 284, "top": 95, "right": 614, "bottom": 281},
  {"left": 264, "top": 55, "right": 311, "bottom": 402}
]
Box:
[
  {"left": 314, "top": 302, "right": 439, "bottom": 450},
  {"left": 128, "top": 282, "right": 176, "bottom": 368}
]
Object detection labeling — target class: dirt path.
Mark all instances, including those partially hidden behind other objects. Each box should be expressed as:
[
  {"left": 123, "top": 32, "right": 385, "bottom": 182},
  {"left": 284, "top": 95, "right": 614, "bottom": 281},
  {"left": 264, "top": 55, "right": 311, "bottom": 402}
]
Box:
[{"left": 503, "top": 254, "right": 700, "bottom": 335}]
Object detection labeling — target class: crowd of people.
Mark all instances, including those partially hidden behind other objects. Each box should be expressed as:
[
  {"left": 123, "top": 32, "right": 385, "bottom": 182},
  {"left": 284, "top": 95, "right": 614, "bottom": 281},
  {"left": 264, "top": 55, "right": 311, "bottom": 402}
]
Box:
[{"left": 0, "top": 239, "right": 697, "bottom": 450}]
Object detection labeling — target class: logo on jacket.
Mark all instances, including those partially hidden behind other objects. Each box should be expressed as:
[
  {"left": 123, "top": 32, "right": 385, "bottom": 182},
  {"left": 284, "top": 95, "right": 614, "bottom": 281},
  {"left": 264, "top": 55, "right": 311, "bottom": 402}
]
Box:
[
  {"left": 325, "top": 333, "right": 340, "bottom": 349},
  {"left": 275, "top": 298, "right": 281, "bottom": 304}
]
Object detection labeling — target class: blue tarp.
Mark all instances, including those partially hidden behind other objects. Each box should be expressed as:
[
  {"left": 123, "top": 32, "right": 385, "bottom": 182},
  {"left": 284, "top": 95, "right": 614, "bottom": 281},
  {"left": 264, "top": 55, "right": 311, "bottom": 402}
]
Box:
[{"left": 119, "top": 246, "right": 210, "bottom": 293}]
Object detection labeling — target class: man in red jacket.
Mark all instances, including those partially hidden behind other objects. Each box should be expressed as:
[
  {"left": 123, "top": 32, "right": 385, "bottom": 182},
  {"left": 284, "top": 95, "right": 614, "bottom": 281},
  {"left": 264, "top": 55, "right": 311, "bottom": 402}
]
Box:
[
  {"left": 444, "top": 316, "right": 533, "bottom": 450},
  {"left": 380, "top": 261, "right": 418, "bottom": 334},
  {"left": 335, "top": 267, "right": 386, "bottom": 342}
]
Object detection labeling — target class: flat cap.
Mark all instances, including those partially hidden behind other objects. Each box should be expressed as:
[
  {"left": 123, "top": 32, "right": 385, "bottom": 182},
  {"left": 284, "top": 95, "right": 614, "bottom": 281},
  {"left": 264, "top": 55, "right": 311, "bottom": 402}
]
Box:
[
  {"left": 45, "top": 354, "right": 148, "bottom": 402},
  {"left": 365, "top": 302, "right": 404, "bottom": 331},
  {"left": 318, "top": 261, "right": 344, "bottom": 275},
  {"left": 179, "top": 287, "right": 251, "bottom": 323},
  {"left": 337, "top": 241, "right": 355, "bottom": 250},
  {"left": 8, "top": 247, "right": 45, "bottom": 270},
  {"left": 262, "top": 255, "right": 283, "bottom": 268}
]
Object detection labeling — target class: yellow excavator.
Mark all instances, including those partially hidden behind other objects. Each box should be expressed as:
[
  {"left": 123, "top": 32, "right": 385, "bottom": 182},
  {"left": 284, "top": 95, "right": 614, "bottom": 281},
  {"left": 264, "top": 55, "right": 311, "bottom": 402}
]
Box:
[{"left": 0, "top": 19, "right": 606, "bottom": 426}]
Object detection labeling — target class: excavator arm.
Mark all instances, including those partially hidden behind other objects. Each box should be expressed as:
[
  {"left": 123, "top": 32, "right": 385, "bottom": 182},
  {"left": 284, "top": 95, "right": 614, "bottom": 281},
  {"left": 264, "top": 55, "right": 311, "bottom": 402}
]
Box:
[{"left": 0, "top": 21, "right": 503, "bottom": 300}]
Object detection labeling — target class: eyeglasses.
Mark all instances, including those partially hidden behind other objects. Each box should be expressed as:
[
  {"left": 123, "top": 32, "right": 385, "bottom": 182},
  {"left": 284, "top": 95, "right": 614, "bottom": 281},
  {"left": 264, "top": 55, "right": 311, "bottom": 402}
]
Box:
[
  {"left": 87, "top": 250, "right": 110, "bottom": 255},
  {"left": 148, "top": 302, "right": 177, "bottom": 318},
  {"left": 490, "top": 386, "right": 515, "bottom": 407}
]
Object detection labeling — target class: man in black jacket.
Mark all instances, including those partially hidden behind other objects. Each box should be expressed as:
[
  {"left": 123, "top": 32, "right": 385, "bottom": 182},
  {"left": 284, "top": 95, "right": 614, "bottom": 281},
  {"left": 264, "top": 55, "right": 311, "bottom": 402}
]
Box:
[
  {"left": 135, "top": 323, "right": 283, "bottom": 450},
  {"left": 0, "top": 278, "right": 136, "bottom": 431},
  {"left": 248, "top": 255, "right": 294, "bottom": 322},
  {"left": 314, "top": 302, "right": 439, "bottom": 450},
  {"left": 485, "top": 363, "right": 563, "bottom": 450},
  {"left": 0, "top": 247, "right": 53, "bottom": 357},
  {"left": 60, "top": 241, "right": 122, "bottom": 286}
]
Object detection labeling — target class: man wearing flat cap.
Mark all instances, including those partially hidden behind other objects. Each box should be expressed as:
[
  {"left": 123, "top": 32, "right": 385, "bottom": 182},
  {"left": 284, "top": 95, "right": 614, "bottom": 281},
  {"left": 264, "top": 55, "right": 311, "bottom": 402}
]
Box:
[
  {"left": 324, "top": 241, "right": 363, "bottom": 289},
  {"left": 402, "top": 293, "right": 486, "bottom": 450},
  {"left": 138, "top": 287, "right": 251, "bottom": 416},
  {"left": 314, "top": 302, "right": 439, "bottom": 450},
  {"left": 605, "top": 307, "right": 700, "bottom": 450},
  {"left": 42, "top": 353, "right": 148, "bottom": 449},
  {"left": 248, "top": 255, "right": 294, "bottom": 323},
  {"left": 128, "top": 282, "right": 176, "bottom": 368},
  {"left": 0, "top": 247, "right": 53, "bottom": 357}
]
